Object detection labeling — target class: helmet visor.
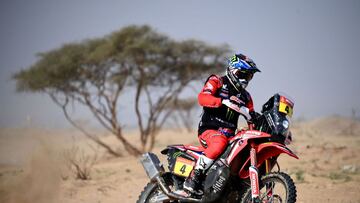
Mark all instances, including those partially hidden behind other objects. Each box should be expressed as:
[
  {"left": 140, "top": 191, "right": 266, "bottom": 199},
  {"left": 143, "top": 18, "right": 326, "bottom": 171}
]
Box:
[{"left": 234, "top": 70, "right": 254, "bottom": 81}]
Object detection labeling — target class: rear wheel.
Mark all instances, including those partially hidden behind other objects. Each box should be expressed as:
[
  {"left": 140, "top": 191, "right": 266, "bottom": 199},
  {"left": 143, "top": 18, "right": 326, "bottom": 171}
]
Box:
[
  {"left": 240, "top": 172, "right": 296, "bottom": 203},
  {"left": 136, "top": 182, "right": 160, "bottom": 203},
  {"left": 136, "top": 173, "right": 179, "bottom": 203}
]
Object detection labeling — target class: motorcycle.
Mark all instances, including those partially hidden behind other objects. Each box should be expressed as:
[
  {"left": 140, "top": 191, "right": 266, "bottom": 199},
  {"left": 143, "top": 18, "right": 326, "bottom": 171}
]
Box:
[{"left": 138, "top": 93, "right": 298, "bottom": 203}]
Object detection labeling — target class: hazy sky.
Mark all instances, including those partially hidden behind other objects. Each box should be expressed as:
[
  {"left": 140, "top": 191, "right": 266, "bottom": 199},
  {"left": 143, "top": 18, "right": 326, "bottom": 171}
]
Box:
[{"left": 0, "top": 0, "right": 360, "bottom": 128}]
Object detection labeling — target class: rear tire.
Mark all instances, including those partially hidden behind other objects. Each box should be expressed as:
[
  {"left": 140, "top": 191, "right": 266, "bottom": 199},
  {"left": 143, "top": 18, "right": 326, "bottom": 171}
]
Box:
[
  {"left": 240, "top": 172, "right": 297, "bottom": 203},
  {"left": 137, "top": 173, "right": 178, "bottom": 203},
  {"left": 136, "top": 182, "right": 159, "bottom": 203}
]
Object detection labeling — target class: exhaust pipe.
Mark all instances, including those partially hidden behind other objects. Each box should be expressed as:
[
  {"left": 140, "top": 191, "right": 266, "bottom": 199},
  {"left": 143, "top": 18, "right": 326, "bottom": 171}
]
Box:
[
  {"left": 140, "top": 153, "right": 201, "bottom": 203},
  {"left": 140, "top": 153, "right": 165, "bottom": 182}
]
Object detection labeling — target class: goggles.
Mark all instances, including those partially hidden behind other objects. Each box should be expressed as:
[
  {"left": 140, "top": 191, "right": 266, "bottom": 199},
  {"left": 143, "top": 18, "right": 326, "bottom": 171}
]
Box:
[{"left": 234, "top": 70, "right": 254, "bottom": 81}]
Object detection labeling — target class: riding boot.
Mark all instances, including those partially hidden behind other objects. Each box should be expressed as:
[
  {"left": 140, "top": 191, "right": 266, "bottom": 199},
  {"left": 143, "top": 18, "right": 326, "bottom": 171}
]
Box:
[
  {"left": 183, "top": 168, "right": 203, "bottom": 194},
  {"left": 183, "top": 155, "right": 213, "bottom": 194}
]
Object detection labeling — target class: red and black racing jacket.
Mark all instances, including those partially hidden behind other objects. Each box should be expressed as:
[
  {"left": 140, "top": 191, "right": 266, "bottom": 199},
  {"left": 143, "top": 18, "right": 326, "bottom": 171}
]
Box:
[{"left": 198, "top": 75, "right": 255, "bottom": 136}]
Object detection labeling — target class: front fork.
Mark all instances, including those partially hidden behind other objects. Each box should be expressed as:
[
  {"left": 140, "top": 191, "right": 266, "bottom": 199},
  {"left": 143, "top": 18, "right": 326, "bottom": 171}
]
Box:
[
  {"left": 249, "top": 146, "right": 260, "bottom": 202},
  {"left": 249, "top": 145, "right": 274, "bottom": 203}
]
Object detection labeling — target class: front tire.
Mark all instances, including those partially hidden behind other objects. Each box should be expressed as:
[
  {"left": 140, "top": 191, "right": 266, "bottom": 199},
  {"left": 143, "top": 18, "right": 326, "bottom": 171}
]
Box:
[{"left": 240, "top": 172, "right": 297, "bottom": 203}]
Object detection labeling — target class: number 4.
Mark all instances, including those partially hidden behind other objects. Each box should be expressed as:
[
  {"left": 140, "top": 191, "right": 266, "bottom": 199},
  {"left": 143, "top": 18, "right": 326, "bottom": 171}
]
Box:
[
  {"left": 180, "top": 164, "right": 186, "bottom": 174},
  {"left": 285, "top": 105, "right": 289, "bottom": 114}
]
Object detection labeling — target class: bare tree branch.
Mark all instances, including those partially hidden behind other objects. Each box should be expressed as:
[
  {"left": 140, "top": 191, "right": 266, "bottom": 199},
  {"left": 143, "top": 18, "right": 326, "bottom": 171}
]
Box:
[{"left": 49, "top": 92, "right": 122, "bottom": 156}]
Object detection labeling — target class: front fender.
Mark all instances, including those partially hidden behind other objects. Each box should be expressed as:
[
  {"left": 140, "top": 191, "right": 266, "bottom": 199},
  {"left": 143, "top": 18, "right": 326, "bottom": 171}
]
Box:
[
  {"left": 256, "top": 142, "right": 299, "bottom": 163},
  {"left": 239, "top": 142, "right": 298, "bottom": 178}
]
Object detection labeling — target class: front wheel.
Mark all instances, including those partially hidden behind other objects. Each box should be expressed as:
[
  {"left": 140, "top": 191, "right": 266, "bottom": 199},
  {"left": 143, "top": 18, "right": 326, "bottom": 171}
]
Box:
[{"left": 240, "top": 172, "right": 297, "bottom": 203}]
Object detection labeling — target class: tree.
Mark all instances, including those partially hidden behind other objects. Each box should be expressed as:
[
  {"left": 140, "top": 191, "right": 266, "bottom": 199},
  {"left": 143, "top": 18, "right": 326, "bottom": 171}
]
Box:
[
  {"left": 167, "top": 98, "right": 198, "bottom": 132},
  {"left": 13, "top": 25, "right": 229, "bottom": 156}
]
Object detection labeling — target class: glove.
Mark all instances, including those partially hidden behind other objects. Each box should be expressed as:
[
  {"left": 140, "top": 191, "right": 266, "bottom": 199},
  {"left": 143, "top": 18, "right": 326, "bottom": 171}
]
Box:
[
  {"left": 222, "top": 96, "right": 245, "bottom": 110},
  {"left": 222, "top": 96, "right": 251, "bottom": 120},
  {"left": 222, "top": 99, "right": 241, "bottom": 113},
  {"left": 239, "top": 106, "right": 251, "bottom": 120}
]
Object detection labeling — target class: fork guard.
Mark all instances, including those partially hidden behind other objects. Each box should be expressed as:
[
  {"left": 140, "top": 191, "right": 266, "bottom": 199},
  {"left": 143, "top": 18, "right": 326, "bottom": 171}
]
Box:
[{"left": 239, "top": 142, "right": 299, "bottom": 178}]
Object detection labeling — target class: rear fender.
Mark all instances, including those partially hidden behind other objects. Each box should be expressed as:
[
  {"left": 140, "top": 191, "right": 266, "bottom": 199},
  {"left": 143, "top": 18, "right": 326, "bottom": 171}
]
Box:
[
  {"left": 160, "top": 145, "right": 198, "bottom": 161},
  {"left": 160, "top": 145, "right": 186, "bottom": 155},
  {"left": 239, "top": 142, "right": 298, "bottom": 178}
]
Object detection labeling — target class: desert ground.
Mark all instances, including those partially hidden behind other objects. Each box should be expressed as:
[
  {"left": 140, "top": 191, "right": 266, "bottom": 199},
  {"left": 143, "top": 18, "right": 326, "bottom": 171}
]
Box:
[{"left": 0, "top": 116, "right": 359, "bottom": 203}]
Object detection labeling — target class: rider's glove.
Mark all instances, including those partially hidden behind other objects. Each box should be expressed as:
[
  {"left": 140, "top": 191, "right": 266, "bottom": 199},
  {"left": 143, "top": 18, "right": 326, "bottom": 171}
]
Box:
[
  {"left": 222, "top": 96, "right": 245, "bottom": 110},
  {"left": 222, "top": 97, "right": 251, "bottom": 120},
  {"left": 222, "top": 98, "right": 241, "bottom": 113}
]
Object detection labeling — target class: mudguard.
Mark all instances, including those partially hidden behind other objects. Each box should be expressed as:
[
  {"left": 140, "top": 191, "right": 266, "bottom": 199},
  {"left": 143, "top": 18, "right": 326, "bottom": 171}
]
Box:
[
  {"left": 227, "top": 130, "right": 271, "bottom": 164},
  {"left": 239, "top": 142, "right": 298, "bottom": 178}
]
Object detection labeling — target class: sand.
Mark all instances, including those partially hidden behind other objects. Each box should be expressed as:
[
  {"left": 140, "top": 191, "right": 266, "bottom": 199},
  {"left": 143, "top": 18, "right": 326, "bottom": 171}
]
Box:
[{"left": 0, "top": 116, "right": 359, "bottom": 203}]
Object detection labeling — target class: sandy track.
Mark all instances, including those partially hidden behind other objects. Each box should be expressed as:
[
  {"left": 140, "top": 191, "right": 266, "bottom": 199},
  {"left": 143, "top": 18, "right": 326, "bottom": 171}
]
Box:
[{"left": 1, "top": 117, "right": 359, "bottom": 203}]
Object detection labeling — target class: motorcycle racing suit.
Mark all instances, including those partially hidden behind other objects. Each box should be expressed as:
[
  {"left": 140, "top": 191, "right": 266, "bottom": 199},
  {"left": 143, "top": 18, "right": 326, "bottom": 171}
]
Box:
[
  {"left": 183, "top": 74, "right": 256, "bottom": 194},
  {"left": 198, "top": 74, "right": 255, "bottom": 158}
]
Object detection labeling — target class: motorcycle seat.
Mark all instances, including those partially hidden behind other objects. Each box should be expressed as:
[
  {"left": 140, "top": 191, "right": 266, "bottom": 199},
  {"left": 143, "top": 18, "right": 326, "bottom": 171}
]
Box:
[{"left": 183, "top": 145, "right": 205, "bottom": 152}]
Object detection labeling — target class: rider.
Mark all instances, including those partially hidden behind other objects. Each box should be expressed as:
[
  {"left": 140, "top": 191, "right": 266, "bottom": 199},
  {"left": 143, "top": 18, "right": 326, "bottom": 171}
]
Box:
[{"left": 183, "top": 53, "right": 261, "bottom": 194}]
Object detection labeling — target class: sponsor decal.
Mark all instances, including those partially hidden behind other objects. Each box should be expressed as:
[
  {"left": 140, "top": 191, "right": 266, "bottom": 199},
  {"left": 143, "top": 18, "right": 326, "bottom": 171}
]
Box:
[
  {"left": 230, "top": 96, "right": 244, "bottom": 105},
  {"left": 215, "top": 117, "right": 236, "bottom": 128},
  {"left": 249, "top": 167, "right": 259, "bottom": 197},
  {"left": 230, "top": 55, "right": 239, "bottom": 63},
  {"left": 213, "top": 176, "right": 226, "bottom": 193},
  {"left": 172, "top": 151, "right": 183, "bottom": 159},
  {"left": 219, "top": 92, "right": 229, "bottom": 98},
  {"left": 246, "top": 130, "right": 261, "bottom": 136},
  {"left": 226, "top": 108, "right": 235, "bottom": 120},
  {"left": 266, "top": 114, "right": 275, "bottom": 128},
  {"left": 241, "top": 130, "right": 263, "bottom": 140}
]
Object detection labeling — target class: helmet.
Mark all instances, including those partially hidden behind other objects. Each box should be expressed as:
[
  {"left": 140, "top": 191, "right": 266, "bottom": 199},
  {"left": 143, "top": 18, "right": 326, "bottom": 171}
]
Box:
[{"left": 226, "top": 53, "right": 260, "bottom": 91}]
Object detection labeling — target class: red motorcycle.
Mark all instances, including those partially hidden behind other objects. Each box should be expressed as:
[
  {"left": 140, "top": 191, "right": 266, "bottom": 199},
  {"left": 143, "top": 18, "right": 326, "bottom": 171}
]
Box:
[{"left": 138, "top": 93, "right": 298, "bottom": 203}]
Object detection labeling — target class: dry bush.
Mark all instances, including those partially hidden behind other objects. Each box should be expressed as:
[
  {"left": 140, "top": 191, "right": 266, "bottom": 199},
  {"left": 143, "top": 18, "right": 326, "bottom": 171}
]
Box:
[{"left": 63, "top": 145, "right": 99, "bottom": 180}]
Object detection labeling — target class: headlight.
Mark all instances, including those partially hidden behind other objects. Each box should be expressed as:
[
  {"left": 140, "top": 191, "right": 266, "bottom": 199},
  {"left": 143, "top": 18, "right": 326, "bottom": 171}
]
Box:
[
  {"left": 281, "top": 118, "right": 290, "bottom": 138},
  {"left": 282, "top": 120, "right": 289, "bottom": 129}
]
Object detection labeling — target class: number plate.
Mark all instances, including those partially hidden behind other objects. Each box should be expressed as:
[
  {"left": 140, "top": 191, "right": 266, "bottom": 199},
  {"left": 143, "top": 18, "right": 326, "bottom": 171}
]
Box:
[
  {"left": 173, "top": 157, "right": 195, "bottom": 177},
  {"left": 279, "top": 96, "right": 294, "bottom": 117}
]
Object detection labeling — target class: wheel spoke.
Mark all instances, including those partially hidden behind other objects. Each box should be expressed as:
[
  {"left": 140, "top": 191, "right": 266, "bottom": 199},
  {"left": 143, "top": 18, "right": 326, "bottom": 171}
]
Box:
[
  {"left": 259, "top": 178, "right": 286, "bottom": 203},
  {"left": 265, "top": 181, "right": 275, "bottom": 201},
  {"left": 267, "top": 180, "right": 286, "bottom": 203}
]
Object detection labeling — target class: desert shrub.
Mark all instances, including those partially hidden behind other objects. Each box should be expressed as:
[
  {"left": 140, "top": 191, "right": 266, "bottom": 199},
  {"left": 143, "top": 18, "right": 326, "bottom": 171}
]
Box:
[
  {"left": 329, "top": 172, "right": 351, "bottom": 182},
  {"left": 63, "top": 146, "right": 99, "bottom": 180},
  {"left": 294, "top": 169, "right": 305, "bottom": 182}
]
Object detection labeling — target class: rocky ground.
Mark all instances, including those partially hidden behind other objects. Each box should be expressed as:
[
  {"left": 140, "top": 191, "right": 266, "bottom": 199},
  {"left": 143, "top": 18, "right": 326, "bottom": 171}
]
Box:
[{"left": 0, "top": 116, "right": 359, "bottom": 203}]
